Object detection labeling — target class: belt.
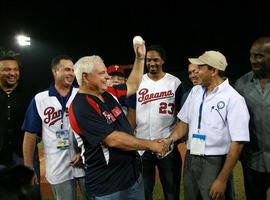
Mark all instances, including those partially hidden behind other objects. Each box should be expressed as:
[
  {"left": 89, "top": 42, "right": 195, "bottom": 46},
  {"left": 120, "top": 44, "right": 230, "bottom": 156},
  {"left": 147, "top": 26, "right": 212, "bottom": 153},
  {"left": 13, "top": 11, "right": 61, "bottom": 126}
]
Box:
[{"left": 186, "top": 150, "right": 226, "bottom": 157}]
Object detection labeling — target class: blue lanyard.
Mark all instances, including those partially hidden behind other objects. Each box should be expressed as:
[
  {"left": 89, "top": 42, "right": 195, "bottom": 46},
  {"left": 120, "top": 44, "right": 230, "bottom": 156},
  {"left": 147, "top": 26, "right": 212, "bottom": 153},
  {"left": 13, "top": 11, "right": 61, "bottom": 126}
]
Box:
[
  {"left": 197, "top": 89, "right": 206, "bottom": 131},
  {"left": 60, "top": 96, "right": 67, "bottom": 130},
  {"left": 50, "top": 86, "right": 73, "bottom": 130}
]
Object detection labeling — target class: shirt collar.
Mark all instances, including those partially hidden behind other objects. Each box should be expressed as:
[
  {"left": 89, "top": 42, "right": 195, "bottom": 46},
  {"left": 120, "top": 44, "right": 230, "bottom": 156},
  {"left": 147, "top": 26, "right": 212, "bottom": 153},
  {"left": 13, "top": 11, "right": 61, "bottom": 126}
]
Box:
[
  {"left": 215, "top": 78, "right": 229, "bottom": 93},
  {"left": 48, "top": 85, "right": 58, "bottom": 96},
  {"left": 249, "top": 71, "right": 270, "bottom": 83},
  {"left": 48, "top": 85, "right": 73, "bottom": 106},
  {"left": 202, "top": 78, "right": 229, "bottom": 95},
  {"left": 249, "top": 71, "right": 257, "bottom": 82}
]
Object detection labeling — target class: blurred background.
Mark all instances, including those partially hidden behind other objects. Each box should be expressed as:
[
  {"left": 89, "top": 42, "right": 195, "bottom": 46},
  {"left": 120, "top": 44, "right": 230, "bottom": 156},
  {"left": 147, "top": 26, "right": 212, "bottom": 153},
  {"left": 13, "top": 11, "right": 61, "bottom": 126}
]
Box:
[{"left": 1, "top": 0, "right": 270, "bottom": 91}]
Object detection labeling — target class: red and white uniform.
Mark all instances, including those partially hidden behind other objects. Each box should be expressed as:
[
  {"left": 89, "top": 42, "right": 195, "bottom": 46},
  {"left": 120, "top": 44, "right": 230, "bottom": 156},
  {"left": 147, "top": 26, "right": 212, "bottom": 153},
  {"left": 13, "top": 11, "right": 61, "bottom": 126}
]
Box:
[{"left": 135, "top": 73, "right": 182, "bottom": 155}]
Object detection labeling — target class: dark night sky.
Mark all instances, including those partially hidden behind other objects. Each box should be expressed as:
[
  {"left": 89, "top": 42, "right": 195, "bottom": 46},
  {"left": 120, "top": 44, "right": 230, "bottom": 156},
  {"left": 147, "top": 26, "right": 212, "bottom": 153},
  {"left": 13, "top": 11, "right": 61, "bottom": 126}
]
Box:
[{"left": 1, "top": 0, "right": 270, "bottom": 91}]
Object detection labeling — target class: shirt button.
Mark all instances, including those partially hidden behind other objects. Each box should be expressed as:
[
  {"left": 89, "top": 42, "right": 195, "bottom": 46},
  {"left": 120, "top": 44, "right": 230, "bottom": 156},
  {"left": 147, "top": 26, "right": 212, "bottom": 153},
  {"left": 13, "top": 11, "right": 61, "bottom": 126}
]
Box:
[
  {"left": 8, "top": 106, "right": 11, "bottom": 108},
  {"left": 8, "top": 117, "right": 10, "bottom": 120}
]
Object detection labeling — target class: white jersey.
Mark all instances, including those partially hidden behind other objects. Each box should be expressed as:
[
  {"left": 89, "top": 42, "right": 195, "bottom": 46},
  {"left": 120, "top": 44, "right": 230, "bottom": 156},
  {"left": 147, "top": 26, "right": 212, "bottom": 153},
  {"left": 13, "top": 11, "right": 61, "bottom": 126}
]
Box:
[
  {"left": 34, "top": 87, "right": 85, "bottom": 184},
  {"left": 135, "top": 73, "right": 181, "bottom": 155}
]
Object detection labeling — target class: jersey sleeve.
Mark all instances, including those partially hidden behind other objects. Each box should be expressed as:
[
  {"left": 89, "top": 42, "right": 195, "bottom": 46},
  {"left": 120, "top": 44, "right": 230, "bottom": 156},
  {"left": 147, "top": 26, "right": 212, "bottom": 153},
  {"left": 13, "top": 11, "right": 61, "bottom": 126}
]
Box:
[
  {"left": 175, "top": 83, "right": 185, "bottom": 112},
  {"left": 71, "top": 96, "right": 115, "bottom": 147},
  {"left": 107, "top": 84, "right": 127, "bottom": 106},
  {"left": 127, "top": 93, "right": 136, "bottom": 110},
  {"left": 180, "top": 86, "right": 194, "bottom": 109},
  {"left": 21, "top": 97, "right": 42, "bottom": 136}
]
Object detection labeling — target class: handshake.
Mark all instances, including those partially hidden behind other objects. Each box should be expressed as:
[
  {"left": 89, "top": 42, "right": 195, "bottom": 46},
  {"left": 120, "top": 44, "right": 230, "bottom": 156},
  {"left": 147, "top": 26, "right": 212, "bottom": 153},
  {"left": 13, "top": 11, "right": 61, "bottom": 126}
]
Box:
[{"left": 149, "top": 137, "right": 174, "bottom": 158}]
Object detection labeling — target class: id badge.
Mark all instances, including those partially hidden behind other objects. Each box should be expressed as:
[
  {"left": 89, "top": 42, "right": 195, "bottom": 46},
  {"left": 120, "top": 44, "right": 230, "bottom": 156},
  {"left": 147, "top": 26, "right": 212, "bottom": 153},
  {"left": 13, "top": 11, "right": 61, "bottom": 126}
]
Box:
[
  {"left": 56, "top": 129, "right": 70, "bottom": 150},
  {"left": 190, "top": 133, "right": 206, "bottom": 155}
]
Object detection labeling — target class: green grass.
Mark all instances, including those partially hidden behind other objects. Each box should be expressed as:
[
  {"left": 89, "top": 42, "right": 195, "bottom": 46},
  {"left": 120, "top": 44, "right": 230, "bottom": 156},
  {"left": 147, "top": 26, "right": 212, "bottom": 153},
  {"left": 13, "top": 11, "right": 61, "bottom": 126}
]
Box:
[{"left": 42, "top": 162, "right": 270, "bottom": 199}]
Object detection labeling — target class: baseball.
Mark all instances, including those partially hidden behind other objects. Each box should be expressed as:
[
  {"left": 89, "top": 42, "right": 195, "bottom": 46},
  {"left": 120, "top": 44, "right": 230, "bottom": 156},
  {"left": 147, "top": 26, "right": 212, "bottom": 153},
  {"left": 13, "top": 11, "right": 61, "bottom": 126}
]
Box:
[{"left": 133, "top": 35, "right": 144, "bottom": 45}]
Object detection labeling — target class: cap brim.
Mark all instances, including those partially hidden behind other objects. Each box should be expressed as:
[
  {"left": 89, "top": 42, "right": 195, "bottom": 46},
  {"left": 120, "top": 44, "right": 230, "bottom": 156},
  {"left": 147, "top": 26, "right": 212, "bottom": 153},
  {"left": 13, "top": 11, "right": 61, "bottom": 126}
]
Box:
[
  {"left": 109, "top": 72, "right": 125, "bottom": 77},
  {"left": 188, "top": 58, "right": 206, "bottom": 65}
]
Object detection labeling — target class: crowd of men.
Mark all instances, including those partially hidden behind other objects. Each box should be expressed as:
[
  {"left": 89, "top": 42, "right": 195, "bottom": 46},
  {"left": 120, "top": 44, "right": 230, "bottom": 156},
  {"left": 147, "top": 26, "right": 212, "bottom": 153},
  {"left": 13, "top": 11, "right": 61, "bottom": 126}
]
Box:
[{"left": 0, "top": 36, "right": 270, "bottom": 200}]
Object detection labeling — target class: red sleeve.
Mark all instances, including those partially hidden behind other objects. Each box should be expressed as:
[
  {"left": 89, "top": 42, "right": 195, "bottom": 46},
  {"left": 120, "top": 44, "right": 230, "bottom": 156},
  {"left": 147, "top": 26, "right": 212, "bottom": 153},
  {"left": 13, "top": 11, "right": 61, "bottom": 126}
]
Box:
[{"left": 107, "top": 84, "right": 127, "bottom": 105}]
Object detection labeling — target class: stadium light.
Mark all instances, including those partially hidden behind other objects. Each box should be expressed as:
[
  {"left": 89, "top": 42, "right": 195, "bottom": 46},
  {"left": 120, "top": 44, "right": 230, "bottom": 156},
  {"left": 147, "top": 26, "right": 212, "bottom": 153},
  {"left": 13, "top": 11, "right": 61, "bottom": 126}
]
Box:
[{"left": 16, "top": 34, "right": 31, "bottom": 46}]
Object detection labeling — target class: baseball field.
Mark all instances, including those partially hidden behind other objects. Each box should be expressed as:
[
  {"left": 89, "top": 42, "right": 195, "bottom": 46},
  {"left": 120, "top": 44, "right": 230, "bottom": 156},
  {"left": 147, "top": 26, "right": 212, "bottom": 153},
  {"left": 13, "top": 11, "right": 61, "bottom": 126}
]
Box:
[{"left": 39, "top": 144, "right": 270, "bottom": 200}]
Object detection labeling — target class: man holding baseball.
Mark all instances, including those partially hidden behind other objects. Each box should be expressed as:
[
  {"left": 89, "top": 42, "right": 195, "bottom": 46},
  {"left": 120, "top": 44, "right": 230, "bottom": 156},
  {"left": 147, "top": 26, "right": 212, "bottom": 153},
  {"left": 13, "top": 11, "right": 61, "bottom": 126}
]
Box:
[{"left": 128, "top": 45, "right": 185, "bottom": 200}]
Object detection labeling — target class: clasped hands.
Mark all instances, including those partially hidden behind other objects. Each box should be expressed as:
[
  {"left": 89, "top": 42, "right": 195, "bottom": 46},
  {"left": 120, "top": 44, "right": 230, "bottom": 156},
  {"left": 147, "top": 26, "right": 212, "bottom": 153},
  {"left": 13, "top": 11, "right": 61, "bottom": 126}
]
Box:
[{"left": 150, "top": 137, "right": 172, "bottom": 158}]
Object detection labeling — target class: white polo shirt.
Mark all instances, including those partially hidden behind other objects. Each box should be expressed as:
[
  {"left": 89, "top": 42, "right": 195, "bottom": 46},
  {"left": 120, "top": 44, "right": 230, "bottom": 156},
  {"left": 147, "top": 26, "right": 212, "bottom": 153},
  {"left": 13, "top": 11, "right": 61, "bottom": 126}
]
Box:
[{"left": 178, "top": 79, "right": 250, "bottom": 155}]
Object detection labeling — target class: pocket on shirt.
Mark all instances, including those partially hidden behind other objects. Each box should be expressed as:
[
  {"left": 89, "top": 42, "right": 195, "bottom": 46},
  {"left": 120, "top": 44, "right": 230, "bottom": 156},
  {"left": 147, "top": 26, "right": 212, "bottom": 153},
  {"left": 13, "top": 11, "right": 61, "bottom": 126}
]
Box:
[{"left": 207, "top": 110, "right": 226, "bottom": 130}]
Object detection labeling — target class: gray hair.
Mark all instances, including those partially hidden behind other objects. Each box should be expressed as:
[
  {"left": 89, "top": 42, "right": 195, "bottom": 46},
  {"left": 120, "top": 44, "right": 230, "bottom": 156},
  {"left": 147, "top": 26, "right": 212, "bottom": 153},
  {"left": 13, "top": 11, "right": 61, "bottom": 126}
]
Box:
[{"left": 74, "top": 55, "right": 104, "bottom": 86}]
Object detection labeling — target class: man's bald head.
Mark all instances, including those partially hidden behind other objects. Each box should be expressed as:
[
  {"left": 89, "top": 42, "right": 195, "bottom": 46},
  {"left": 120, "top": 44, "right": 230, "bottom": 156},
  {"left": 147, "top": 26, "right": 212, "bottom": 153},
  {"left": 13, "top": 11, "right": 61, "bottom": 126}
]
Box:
[{"left": 250, "top": 37, "right": 270, "bottom": 78}]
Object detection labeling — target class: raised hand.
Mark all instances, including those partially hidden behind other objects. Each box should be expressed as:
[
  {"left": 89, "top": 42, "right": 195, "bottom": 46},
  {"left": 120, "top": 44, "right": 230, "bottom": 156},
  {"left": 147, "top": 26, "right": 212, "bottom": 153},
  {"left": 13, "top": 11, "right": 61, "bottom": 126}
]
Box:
[{"left": 133, "top": 36, "right": 146, "bottom": 60}]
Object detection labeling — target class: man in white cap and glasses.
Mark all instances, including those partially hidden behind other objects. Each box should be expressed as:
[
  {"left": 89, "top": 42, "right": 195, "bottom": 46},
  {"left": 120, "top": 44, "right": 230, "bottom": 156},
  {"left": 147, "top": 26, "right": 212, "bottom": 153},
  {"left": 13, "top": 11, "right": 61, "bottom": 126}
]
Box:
[{"left": 162, "top": 51, "right": 250, "bottom": 200}]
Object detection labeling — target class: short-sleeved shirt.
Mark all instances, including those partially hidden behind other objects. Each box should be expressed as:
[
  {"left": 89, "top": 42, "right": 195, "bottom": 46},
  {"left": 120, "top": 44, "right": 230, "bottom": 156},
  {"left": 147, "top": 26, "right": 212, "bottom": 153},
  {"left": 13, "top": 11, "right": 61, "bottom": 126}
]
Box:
[
  {"left": 178, "top": 79, "right": 250, "bottom": 155},
  {"left": 69, "top": 85, "right": 140, "bottom": 196},
  {"left": 235, "top": 71, "right": 270, "bottom": 172}
]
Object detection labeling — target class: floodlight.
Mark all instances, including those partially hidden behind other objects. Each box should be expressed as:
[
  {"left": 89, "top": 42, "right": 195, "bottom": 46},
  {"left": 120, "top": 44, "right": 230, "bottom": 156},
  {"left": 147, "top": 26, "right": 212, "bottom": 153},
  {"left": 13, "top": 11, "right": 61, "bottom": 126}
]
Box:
[{"left": 16, "top": 35, "right": 31, "bottom": 46}]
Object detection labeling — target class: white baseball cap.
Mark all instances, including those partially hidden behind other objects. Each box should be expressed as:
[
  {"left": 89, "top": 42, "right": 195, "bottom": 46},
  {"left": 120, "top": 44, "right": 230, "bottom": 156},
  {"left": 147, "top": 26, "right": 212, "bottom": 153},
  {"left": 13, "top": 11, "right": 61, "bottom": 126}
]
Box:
[{"left": 188, "top": 50, "right": 228, "bottom": 71}]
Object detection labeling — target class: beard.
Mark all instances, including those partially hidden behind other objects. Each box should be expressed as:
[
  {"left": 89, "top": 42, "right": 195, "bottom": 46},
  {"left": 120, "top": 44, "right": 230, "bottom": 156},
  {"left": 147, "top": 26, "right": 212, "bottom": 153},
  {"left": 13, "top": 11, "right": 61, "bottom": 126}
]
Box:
[
  {"left": 147, "top": 66, "right": 159, "bottom": 74},
  {"left": 253, "top": 65, "right": 270, "bottom": 78},
  {"left": 149, "top": 69, "right": 158, "bottom": 74}
]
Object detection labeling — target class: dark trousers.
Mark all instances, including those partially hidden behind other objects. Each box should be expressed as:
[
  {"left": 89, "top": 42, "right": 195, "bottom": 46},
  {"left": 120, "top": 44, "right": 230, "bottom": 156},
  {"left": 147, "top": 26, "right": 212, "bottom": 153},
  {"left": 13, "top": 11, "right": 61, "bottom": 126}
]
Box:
[
  {"left": 184, "top": 151, "right": 226, "bottom": 200},
  {"left": 183, "top": 150, "right": 235, "bottom": 200},
  {"left": 142, "top": 146, "right": 181, "bottom": 200},
  {"left": 31, "top": 145, "right": 41, "bottom": 196},
  {"left": 225, "top": 172, "right": 235, "bottom": 200},
  {"left": 242, "top": 162, "right": 270, "bottom": 200}
]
